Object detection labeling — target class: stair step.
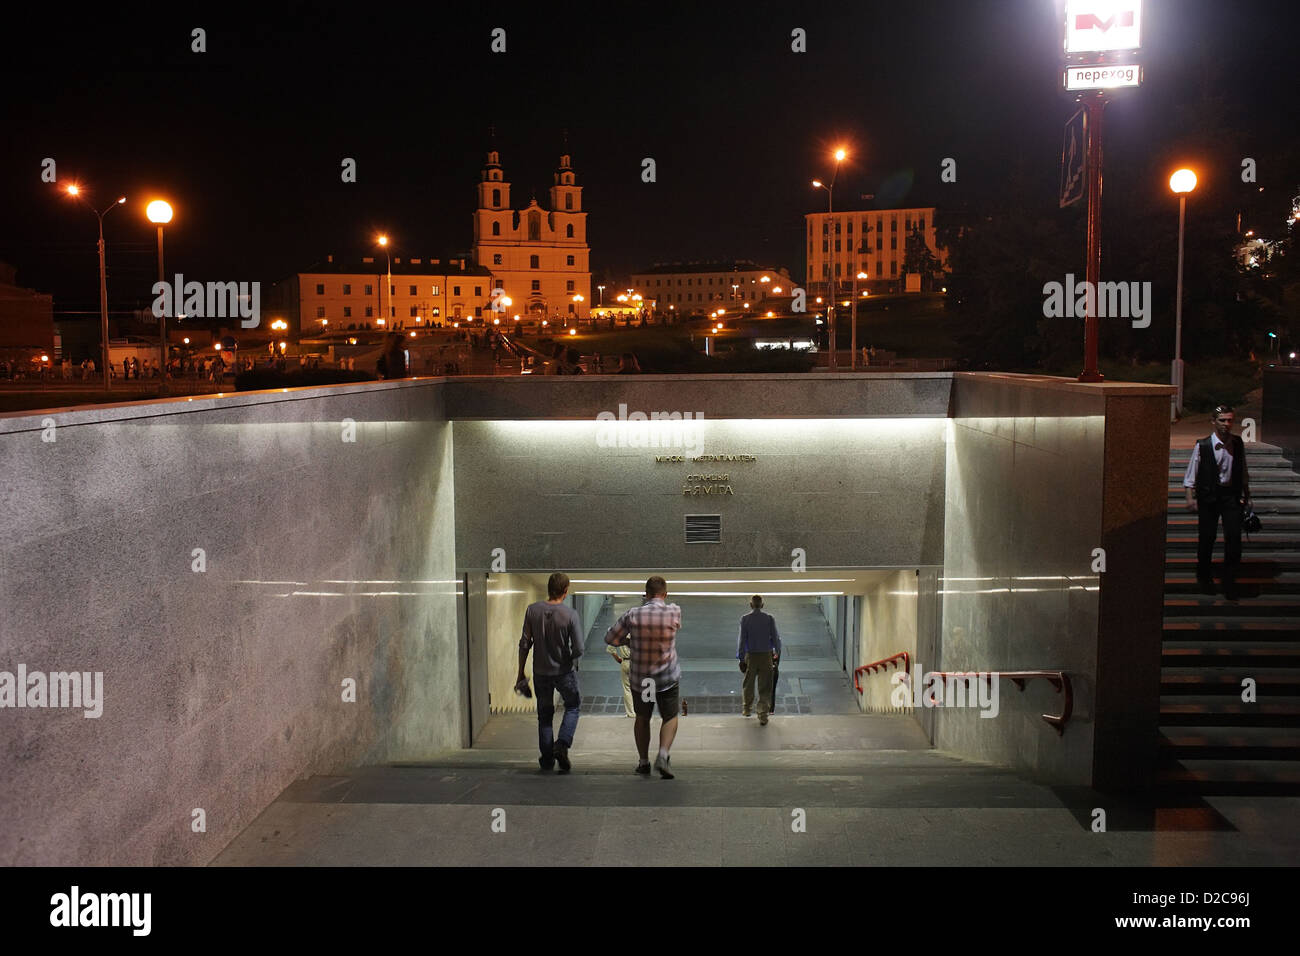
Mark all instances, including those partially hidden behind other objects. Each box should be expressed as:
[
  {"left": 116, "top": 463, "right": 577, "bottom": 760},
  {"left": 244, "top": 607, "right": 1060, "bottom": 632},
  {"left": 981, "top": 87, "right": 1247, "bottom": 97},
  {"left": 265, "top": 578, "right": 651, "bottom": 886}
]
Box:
[
  {"left": 1154, "top": 759, "right": 1300, "bottom": 789},
  {"left": 1159, "top": 695, "right": 1300, "bottom": 724},
  {"left": 1164, "top": 597, "right": 1300, "bottom": 616},
  {"left": 1165, "top": 572, "right": 1300, "bottom": 594},
  {"left": 1160, "top": 726, "right": 1300, "bottom": 759},
  {"left": 1161, "top": 667, "right": 1300, "bottom": 692},
  {"left": 1163, "top": 641, "right": 1300, "bottom": 663},
  {"left": 1163, "top": 617, "right": 1300, "bottom": 638},
  {"left": 1166, "top": 535, "right": 1300, "bottom": 549},
  {"left": 1167, "top": 554, "right": 1300, "bottom": 570}
]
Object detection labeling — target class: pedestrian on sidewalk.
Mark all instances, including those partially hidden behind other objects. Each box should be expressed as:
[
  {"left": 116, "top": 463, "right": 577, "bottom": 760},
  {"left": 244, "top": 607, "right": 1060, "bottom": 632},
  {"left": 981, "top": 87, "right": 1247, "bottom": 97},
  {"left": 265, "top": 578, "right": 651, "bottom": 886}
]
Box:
[
  {"left": 515, "top": 572, "right": 584, "bottom": 772},
  {"left": 737, "top": 595, "right": 782, "bottom": 724},
  {"left": 604, "top": 576, "right": 682, "bottom": 778},
  {"left": 606, "top": 638, "right": 635, "bottom": 717},
  {"left": 1184, "top": 405, "right": 1252, "bottom": 600}
]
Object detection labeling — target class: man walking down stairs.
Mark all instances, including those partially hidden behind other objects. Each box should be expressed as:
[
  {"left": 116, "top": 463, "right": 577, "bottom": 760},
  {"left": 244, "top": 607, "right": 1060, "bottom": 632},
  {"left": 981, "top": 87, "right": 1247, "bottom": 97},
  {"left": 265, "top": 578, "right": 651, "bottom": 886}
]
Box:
[{"left": 1161, "top": 418, "right": 1300, "bottom": 794}]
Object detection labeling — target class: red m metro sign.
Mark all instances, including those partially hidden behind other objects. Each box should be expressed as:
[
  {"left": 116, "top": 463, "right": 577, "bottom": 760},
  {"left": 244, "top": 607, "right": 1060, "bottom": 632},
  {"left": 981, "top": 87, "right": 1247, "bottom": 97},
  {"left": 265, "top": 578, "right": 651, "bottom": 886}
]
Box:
[{"left": 1064, "top": 0, "right": 1142, "bottom": 54}]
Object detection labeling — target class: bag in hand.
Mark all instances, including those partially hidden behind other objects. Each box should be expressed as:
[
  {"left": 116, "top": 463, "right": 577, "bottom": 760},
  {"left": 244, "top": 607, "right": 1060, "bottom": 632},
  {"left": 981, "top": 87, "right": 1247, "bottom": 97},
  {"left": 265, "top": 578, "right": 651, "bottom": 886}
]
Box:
[{"left": 1243, "top": 503, "right": 1262, "bottom": 536}]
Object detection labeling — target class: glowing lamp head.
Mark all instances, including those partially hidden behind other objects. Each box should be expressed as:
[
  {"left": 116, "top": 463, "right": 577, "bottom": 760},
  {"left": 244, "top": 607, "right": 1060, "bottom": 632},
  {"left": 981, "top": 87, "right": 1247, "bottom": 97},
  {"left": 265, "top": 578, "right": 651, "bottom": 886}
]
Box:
[
  {"left": 1170, "top": 169, "right": 1197, "bottom": 194},
  {"left": 812, "top": 179, "right": 823, "bottom": 188},
  {"left": 568, "top": 328, "right": 576, "bottom": 336},
  {"left": 377, "top": 234, "right": 389, "bottom": 247},
  {"left": 146, "top": 200, "right": 173, "bottom": 224},
  {"left": 66, "top": 185, "right": 80, "bottom": 197},
  {"left": 834, "top": 148, "right": 847, "bottom": 162}
]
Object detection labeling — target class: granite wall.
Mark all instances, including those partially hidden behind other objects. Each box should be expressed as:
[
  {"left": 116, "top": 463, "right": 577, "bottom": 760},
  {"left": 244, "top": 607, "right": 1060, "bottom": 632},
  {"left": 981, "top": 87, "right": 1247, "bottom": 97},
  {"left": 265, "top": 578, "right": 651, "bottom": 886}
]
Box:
[{"left": 0, "top": 380, "right": 460, "bottom": 864}]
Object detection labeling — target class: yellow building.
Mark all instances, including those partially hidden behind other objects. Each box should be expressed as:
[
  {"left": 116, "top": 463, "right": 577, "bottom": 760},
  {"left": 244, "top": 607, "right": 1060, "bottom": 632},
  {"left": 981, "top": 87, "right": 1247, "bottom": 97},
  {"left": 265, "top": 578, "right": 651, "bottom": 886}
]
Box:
[
  {"left": 805, "top": 207, "right": 944, "bottom": 295},
  {"left": 632, "top": 260, "right": 795, "bottom": 315},
  {"left": 472, "top": 151, "right": 591, "bottom": 323},
  {"left": 268, "top": 255, "right": 494, "bottom": 337}
]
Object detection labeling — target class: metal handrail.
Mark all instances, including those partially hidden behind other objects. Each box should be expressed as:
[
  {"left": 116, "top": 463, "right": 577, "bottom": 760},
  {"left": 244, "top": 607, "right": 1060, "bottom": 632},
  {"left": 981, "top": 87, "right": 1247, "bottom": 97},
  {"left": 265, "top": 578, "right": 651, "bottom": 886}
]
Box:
[
  {"left": 853, "top": 651, "right": 910, "bottom": 693},
  {"left": 929, "top": 670, "right": 1073, "bottom": 735}
]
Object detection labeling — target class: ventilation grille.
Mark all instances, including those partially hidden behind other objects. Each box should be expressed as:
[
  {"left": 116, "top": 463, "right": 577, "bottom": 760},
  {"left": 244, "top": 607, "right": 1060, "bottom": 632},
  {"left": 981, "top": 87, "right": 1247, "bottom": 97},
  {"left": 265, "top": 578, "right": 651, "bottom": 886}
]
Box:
[{"left": 685, "top": 514, "right": 721, "bottom": 544}]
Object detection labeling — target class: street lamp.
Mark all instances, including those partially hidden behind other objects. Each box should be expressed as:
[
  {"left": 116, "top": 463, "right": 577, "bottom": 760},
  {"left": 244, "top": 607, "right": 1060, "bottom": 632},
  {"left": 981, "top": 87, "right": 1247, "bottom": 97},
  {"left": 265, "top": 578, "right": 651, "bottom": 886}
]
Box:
[
  {"left": 65, "top": 185, "right": 125, "bottom": 392},
  {"left": 851, "top": 271, "right": 868, "bottom": 369},
  {"left": 597, "top": 285, "right": 605, "bottom": 306},
  {"left": 813, "top": 146, "right": 848, "bottom": 368},
  {"left": 1170, "top": 168, "right": 1197, "bottom": 420},
  {"left": 377, "top": 234, "right": 392, "bottom": 329},
  {"left": 145, "top": 199, "right": 174, "bottom": 384}
]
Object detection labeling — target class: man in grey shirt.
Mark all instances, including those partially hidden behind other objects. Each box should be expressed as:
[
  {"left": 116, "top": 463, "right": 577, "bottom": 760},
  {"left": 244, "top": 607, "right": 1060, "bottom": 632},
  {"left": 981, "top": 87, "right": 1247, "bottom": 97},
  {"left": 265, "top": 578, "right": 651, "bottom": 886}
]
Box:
[{"left": 516, "top": 572, "right": 585, "bottom": 772}]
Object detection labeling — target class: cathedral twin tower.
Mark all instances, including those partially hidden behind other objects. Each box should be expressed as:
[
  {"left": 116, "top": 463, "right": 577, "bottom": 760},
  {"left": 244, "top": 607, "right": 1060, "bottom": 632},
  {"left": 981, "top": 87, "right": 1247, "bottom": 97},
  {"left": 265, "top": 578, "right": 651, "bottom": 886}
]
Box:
[{"left": 473, "top": 151, "right": 591, "bottom": 322}]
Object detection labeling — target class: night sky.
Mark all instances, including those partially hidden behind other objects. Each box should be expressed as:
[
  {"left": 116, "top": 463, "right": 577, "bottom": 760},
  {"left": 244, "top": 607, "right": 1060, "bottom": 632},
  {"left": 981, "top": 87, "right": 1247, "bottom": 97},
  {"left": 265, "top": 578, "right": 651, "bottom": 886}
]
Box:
[{"left": 2, "top": 0, "right": 1295, "bottom": 320}]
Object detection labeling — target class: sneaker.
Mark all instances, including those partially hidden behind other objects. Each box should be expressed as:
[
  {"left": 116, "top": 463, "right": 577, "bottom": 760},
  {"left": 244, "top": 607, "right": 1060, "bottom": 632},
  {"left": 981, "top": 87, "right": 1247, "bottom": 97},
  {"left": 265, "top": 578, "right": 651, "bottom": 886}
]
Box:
[
  {"left": 539, "top": 755, "right": 555, "bottom": 771},
  {"left": 759, "top": 713, "right": 768, "bottom": 726},
  {"left": 635, "top": 760, "right": 651, "bottom": 775},
  {"left": 654, "top": 754, "right": 675, "bottom": 779},
  {"left": 554, "top": 741, "right": 571, "bottom": 773},
  {"left": 742, "top": 708, "right": 751, "bottom": 717}
]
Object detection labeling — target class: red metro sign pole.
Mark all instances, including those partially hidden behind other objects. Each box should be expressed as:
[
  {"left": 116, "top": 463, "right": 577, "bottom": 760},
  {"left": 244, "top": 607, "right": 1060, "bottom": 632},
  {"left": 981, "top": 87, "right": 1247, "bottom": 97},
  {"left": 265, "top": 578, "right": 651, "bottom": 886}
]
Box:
[{"left": 1062, "top": 0, "right": 1144, "bottom": 383}]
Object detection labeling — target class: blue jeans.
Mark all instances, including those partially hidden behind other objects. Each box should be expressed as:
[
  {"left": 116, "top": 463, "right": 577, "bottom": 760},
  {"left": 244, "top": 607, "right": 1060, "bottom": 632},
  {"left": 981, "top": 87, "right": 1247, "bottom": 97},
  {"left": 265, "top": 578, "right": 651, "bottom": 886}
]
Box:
[{"left": 534, "top": 669, "right": 581, "bottom": 757}]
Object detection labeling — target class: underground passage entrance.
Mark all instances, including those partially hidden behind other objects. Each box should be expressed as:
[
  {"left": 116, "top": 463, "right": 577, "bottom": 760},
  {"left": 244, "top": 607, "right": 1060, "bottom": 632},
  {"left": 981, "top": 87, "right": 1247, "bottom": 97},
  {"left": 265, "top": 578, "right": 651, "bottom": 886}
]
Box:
[{"left": 456, "top": 569, "right": 935, "bottom": 745}]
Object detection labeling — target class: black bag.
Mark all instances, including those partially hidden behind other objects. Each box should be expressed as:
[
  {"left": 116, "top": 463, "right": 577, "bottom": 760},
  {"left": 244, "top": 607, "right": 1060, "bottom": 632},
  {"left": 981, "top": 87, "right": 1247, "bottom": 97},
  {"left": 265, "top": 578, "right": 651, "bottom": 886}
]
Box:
[{"left": 1243, "top": 503, "right": 1262, "bottom": 537}]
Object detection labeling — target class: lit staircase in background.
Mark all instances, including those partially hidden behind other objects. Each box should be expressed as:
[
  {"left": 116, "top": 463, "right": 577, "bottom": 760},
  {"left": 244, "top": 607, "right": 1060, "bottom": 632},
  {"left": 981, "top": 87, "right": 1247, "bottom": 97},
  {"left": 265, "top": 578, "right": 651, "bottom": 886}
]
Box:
[{"left": 1159, "top": 441, "right": 1300, "bottom": 794}]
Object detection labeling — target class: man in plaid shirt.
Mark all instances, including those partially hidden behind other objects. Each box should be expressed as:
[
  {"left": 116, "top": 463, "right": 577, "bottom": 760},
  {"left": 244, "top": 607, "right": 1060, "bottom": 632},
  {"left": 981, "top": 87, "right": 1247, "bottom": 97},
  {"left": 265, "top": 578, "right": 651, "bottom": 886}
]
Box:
[{"left": 604, "top": 575, "right": 682, "bottom": 778}]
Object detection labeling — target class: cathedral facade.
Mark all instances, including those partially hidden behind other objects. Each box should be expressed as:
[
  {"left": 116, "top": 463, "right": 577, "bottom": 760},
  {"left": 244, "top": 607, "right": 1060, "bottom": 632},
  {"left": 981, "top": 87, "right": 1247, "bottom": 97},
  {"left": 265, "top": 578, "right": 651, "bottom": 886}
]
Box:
[{"left": 473, "top": 151, "right": 591, "bottom": 323}]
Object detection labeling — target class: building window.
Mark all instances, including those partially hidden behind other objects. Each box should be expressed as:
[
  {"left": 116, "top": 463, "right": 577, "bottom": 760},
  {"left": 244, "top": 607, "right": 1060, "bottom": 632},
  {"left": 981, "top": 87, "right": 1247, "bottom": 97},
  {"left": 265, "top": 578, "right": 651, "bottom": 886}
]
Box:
[
  {"left": 530, "top": 255, "right": 540, "bottom": 269},
  {"left": 891, "top": 218, "right": 898, "bottom": 231},
  {"left": 565, "top": 194, "right": 573, "bottom": 210},
  {"left": 410, "top": 306, "right": 418, "bottom": 317},
  {"left": 919, "top": 216, "right": 926, "bottom": 230},
  {"left": 316, "top": 283, "right": 325, "bottom": 295},
  {"left": 492, "top": 188, "right": 500, "bottom": 207},
  {"left": 408, "top": 285, "right": 416, "bottom": 295},
  {"left": 316, "top": 306, "right": 325, "bottom": 318},
  {"left": 891, "top": 237, "right": 897, "bottom": 250},
  {"left": 835, "top": 240, "right": 841, "bottom": 252},
  {"left": 475, "top": 286, "right": 483, "bottom": 297},
  {"left": 566, "top": 280, "right": 575, "bottom": 292},
  {"left": 531, "top": 280, "right": 541, "bottom": 291},
  {"left": 494, "top": 253, "right": 503, "bottom": 265},
  {"left": 891, "top": 261, "right": 898, "bottom": 276},
  {"left": 566, "top": 255, "right": 575, "bottom": 266},
  {"left": 343, "top": 283, "right": 351, "bottom": 295},
  {"left": 431, "top": 286, "right": 440, "bottom": 296},
  {"left": 492, "top": 221, "right": 501, "bottom": 236},
  {"left": 453, "top": 286, "right": 461, "bottom": 296},
  {"left": 365, "top": 284, "right": 373, "bottom": 295},
  {"left": 565, "top": 224, "right": 574, "bottom": 238},
  {"left": 822, "top": 240, "right": 828, "bottom": 253},
  {"left": 475, "top": 307, "right": 482, "bottom": 317},
  {"left": 688, "top": 278, "right": 693, "bottom": 286},
  {"left": 343, "top": 307, "right": 352, "bottom": 317},
  {"left": 390, "top": 285, "right": 395, "bottom": 296},
  {"left": 365, "top": 306, "right": 373, "bottom": 317},
  {"left": 529, "top": 212, "right": 541, "bottom": 241}
]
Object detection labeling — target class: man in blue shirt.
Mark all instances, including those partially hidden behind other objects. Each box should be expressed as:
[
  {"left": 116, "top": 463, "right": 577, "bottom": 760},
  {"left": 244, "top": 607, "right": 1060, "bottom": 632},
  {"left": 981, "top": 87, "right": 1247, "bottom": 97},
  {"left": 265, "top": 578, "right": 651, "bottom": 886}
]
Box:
[{"left": 737, "top": 595, "right": 782, "bottom": 725}]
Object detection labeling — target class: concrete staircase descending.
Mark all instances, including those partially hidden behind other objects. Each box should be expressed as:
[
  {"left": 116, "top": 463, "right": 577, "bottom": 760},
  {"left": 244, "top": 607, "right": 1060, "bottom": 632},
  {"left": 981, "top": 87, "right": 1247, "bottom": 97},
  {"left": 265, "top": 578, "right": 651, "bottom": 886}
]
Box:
[{"left": 1160, "top": 442, "right": 1300, "bottom": 794}]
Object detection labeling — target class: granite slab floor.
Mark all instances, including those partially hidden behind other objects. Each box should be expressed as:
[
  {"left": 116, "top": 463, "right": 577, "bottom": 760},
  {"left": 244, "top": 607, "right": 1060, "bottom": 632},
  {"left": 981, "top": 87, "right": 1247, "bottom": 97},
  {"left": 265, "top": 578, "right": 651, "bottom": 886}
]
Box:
[{"left": 212, "top": 715, "right": 1300, "bottom": 867}]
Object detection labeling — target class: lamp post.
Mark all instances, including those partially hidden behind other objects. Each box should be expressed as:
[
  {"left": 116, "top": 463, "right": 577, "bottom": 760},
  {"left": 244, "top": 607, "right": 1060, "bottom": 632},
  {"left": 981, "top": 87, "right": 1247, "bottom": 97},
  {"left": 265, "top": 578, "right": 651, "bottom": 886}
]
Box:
[
  {"left": 812, "top": 147, "right": 847, "bottom": 368},
  {"left": 66, "top": 185, "right": 125, "bottom": 393},
  {"left": 146, "top": 199, "right": 174, "bottom": 386},
  {"left": 851, "top": 270, "right": 868, "bottom": 369},
  {"left": 377, "top": 234, "right": 392, "bottom": 330},
  {"left": 1169, "top": 168, "right": 1197, "bottom": 421}
]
